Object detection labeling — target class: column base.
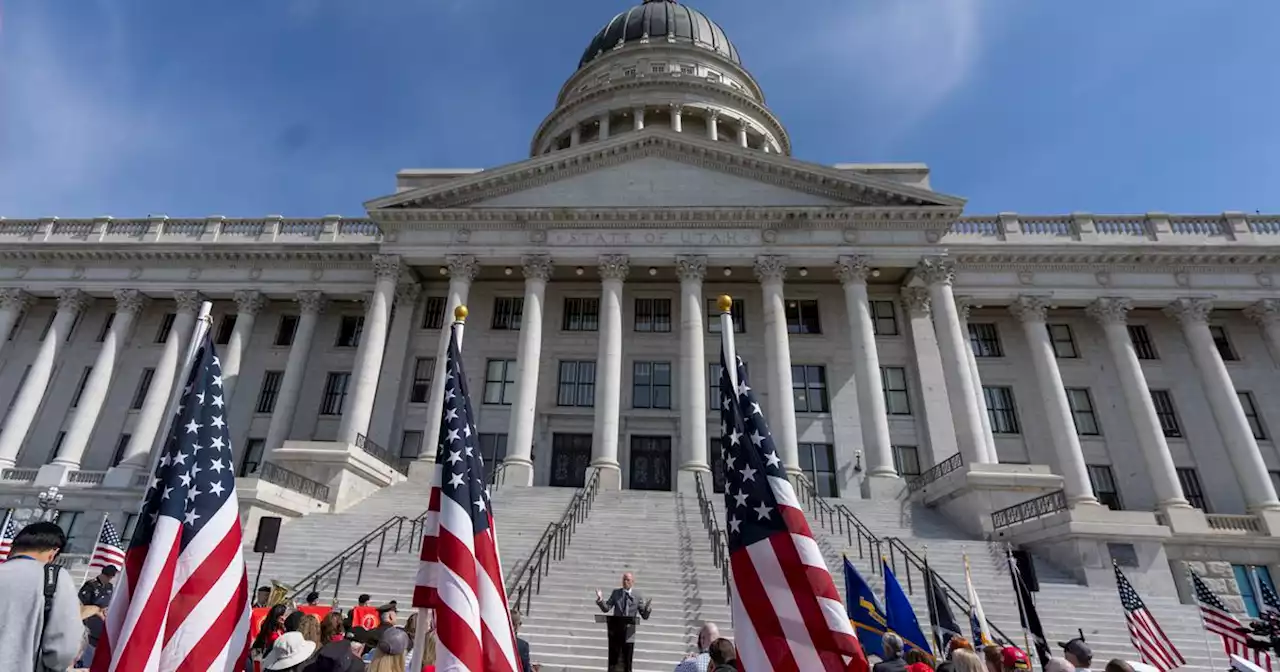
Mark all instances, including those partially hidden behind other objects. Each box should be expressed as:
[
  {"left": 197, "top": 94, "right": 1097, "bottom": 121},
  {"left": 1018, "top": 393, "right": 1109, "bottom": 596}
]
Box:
[
  {"left": 676, "top": 465, "right": 710, "bottom": 493},
  {"left": 590, "top": 462, "right": 621, "bottom": 490},
  {"left": 1159, "top": 503, "right": 1210, "bottom": 535},
  {"left": 34, "top": 464, "right": 72, "bottom": 487},
  {"left": 500, "top": 459, "right": 535, "bottom": 487},
  {"left": 1254, "top": 508, "right": 1280, "bottom": 537},
  {"left": 103, "top": 465, "right": 145, "bottom": 489},
  {"left": 864, "top": 474, "right": 904, "bottom": 500},
  {"left": 0, "top": 457, "right": 14, "bottom": 470}
]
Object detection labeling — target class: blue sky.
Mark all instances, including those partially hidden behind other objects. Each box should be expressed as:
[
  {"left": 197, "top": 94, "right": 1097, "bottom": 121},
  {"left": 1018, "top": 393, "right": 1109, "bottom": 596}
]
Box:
[{"left": 2, "top": 0, "right": 1278, "bottom": 217}]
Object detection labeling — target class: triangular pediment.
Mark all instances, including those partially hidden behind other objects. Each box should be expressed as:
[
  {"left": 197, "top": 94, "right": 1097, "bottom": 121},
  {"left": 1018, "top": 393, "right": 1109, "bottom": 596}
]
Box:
[{"left": 365, "top": 129, "right": 964, "bottom": 212}]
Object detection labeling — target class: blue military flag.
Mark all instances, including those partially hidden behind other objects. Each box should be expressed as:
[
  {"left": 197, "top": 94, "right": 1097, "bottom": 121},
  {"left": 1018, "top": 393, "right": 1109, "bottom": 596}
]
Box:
[
  {"left": 882, "top": 558, "right": 933, "bottom": 658},
  {"left": 844, "top": 557, "right": 888, "bottom": 659}
]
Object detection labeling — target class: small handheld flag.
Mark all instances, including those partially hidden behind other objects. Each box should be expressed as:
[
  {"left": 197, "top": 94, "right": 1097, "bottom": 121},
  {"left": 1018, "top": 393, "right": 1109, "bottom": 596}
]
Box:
[
  {"left": 844, "top": 557, "right": 888, "bottom": 659},
  {"left": 882, "top": 557, "right": 933, "bottom": 659}
]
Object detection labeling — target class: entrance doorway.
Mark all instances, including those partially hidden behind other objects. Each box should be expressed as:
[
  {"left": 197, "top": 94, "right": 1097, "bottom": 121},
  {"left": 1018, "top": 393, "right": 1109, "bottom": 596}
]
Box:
[
  {"left": 550, "top": 433, "right": 591, "bottom": 488},
  {"left": 629, "top": 435, "right": 672, "bottom": 491}
]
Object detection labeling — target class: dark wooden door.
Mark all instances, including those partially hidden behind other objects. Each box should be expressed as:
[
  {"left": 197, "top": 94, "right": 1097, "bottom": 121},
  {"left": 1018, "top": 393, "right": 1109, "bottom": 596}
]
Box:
[
  {"left": 629, "top": 436, "right": 672, "bottom": 491},
  {"left": 550, "top": 433, "right": 592, "bottom": 488}
]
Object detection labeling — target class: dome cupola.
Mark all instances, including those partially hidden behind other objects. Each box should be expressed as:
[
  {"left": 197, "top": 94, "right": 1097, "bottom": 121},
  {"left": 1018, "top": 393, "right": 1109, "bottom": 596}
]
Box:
[{"left": 579, "top": 0, "right": 739, "bottom": 71}]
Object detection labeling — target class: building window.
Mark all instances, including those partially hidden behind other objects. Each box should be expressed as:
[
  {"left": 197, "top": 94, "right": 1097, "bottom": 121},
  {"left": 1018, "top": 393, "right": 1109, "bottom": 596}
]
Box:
[
  {"left": 131, "top": 368, "right": 155, "bottom": 410},
  {"left": 483, "top": 359, "right": 517, "bottom": 405},
  {"left": 799, "top": 443, "right": 837, "bottom": 497},
  {"left": 893, "top": 445, "right": 921, "bottom": 478},
  {"left": 239, "top": 439, "right": 265, "bottom": 477},
  {"left": 1233, "top": 565, "right": 1277, "bottom": 618},
  {"left": 1066, "top": 388, "right": 1101, "bottom": 436},
  {"left": 1048, "top": 324, "right": 1078, "bottom": 358},
  {"left": 707, "top": 298, "right": 745, "bottom": 334},
  {"left": 64, "top": 313, "right": 82, "bottom": 343},
  {"left": 274, "top": 315, "right": 298, "bottom": 347},
  {"left": 422, "top": 297, "right": 447, "bottom": 330},
  {"left": 1087, "top": 465, "right": 1124, "bottom": 510},
  {"left": 632, "top": 361, "right": 672, "bottom": 409},
  {"left": 983, "top": 386, "right": 1020, "bottom": 434},
  {"left": 121, "top": 514, "right": 139, "bottom": 541},
  {"left": 651, "top": 63, "right": 667, "bottom": 74},
  {"left": 37, "top": 313, "right": 55, "bottom": 341},
  {"left": 1149, "top": 391, "right": 1182, "bottom": 438},
  {"left": 70, "top": 366, "right": 93, "bottom": 408},
  {"left": 1209, "top": 325, "right": 1238, "bottom": 361},
  {"left": 491, "top": 297, "right": 524, "bottom": 331},
  {"left": 215, "top": 314, "right": 237, "bottom": 345},
  {"left": 557, "top": 361, "right": 596, "bottom": 407},
  {"left": 881, "top": 367, "right": 911, "bottom": 416},
  {"left": 319, "top": 372, "right": 350, "bottom": 415},
  {"left": 6, "top": 311, "right": 24, "bottom": 341},
  {"left": 400, "top": 431, "right": 423, "bottom": 460},
  {"left": 96, "top": 313, "right": 115, "bottom": 343},
  {"left": 5, "top": 366, "right": 29, "bottom": 414},
  {"left": 634, "top": 298, "right": 672, "bottom": 333},
  {"left": 479, "top": 433, "right": 508, "bottom": 481},
  {"left": 410, "top": 358, "right": 435, "bottom": 403},
  {"left": 255, "top": 371, "right": 284, "bottom": 414},
  {"left": 1239, "top": 392, "right": 1268, "bottom": 440},
  {"left": 968, "top": 323, "right": 1003, "bottom": 357},
  {"left": 792, "top": 365, "right": 829, "bottom": 413},
  {"left": 1128, "top": 325, "right": 1158, "bottom": 360},
  {"left": 680, "top": 64, "right": 696, "bottom": 75},
  {"left": 55, "top": 511, "right": 84, "bottom": 553},
  {"left": 562, "top": 298, "right": 600, "bottom": 332},
  {"left": 156, "top": 313, "right": 176, "bottom": 343},
  {"left": 335, "top": 316, "right": 364, "bottom": 348},
  {"left": 110, "top": 434, "right": 131, "bottom": 468},
  {"left": 1176, "top": 467, "right": 1209, "bottom": 511},
  {"left": 623, "top": 66, "right": 636, "bottom": 77},
  {"left": 708, "top": 362, "right": 748, "bottom": 407},
  {"left": 871, "top": 300, "right": 899, "bottom": 336},
  {"left": 49, "top": 432, "right": 66, "bottom": 462},
  {"left": 785, "top": 300, "right": 821, "bottom": 334}
]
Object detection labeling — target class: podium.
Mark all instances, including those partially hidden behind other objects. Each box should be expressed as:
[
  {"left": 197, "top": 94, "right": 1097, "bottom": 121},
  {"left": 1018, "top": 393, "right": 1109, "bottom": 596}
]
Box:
[{"left": 595, "top": 614, "right": 641, "bottom": 672}]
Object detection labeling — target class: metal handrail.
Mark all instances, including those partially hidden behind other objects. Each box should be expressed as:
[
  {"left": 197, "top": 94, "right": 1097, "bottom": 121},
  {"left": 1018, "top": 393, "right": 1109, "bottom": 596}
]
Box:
[
  {"left": 991, "top": 489, "right": 1067, "bottom": 531},
  {"left": 507, "top": 470, "right": 602, "bottom": 615},
  {"left": 907, "top": 452, "right": 963, "bottom": 494},
  {"left": 488, "top": 461, "right": 509, "bottom": 487},
  {"left": 692, "top": 472, "right": 731, "bottom": 605},
  {"left": 355, "top": 433, "right": 409, "bottom": 475},
  {"left": 882, "top": 536, "right": 1017, "bottom": 647},
  {"left": 286, "top": 509, "right": 428, "bottom": 604},
  {"left": 793, "top": 473, "right": 883, "bottom": 567}
]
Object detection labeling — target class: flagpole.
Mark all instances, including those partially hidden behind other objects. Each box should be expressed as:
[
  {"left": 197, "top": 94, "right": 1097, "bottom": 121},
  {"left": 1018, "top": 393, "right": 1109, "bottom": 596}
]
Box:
[
  {"left": 718, "top": 296, "right": 738, "bottom": 390},
  {"left": 1005, "top": 545, "right": 1034, "bottom": 665},
  {"left": 923, "top": 546, "right": 942, "bottom": 658},
  {"left": 83, "top": 512, "right": 109, "bottom": 586},
  {"left": 1191, "top": 568, "right": 1222, "bottom": 671},
  {"left": 411, "top": 305, "right": 467, "bottom": 672}
]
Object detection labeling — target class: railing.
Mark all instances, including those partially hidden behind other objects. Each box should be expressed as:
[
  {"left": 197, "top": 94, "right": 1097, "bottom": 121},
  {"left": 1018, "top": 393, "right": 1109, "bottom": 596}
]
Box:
[
  {"left": 881, "top": 537, "right": 1018, "bottom": 647},
  {"left": 488, "top": 461, "right": 510, "bottom": 487},
  {"left": 906, "top": 452, "right": 963, "bottom": 494},
  {"left": 355, "top": 433, "right": 409, "bottom": 476},
  {"left": 287, "top": 510, "right": 428, "bottom": 604},
  {"left": 507, "top": 470, "right": 601, "bottom": 615},
  {"left": 66, "top": 470, "right": 106, "bottom": 486},
  {"left": 692, "top": 472, "right": 731, "bottom": 605},
  {"left": 0, "top": 468, "right": 37, "bottom": 483},
  {"left": 794, "top": 474, "right": 882, "bottom": 567},
  {"left": 1206, "top": 514, "right": 1263, "bottom": 535},
  {"left": 990, "top": 489, "right": 1067, "bottom": 531},
  {"left": 258, "top": 462, "right": 331, "bottom": 502}
]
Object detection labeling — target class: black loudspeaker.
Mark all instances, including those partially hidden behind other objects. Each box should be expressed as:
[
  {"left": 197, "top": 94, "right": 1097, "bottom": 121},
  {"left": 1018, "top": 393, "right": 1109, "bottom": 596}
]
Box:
[
  {"left": 1012, "top": 549, "right": 1039, "bottom": 592},
  {"left": 253, "top": 516, "right": 282, "bottom": 554}
]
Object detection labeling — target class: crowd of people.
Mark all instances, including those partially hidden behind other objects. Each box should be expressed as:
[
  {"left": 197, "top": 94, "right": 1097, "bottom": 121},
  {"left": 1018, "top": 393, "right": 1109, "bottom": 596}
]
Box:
[{"left": 862, "top": 630, "right": 1139, "bottom": 672}]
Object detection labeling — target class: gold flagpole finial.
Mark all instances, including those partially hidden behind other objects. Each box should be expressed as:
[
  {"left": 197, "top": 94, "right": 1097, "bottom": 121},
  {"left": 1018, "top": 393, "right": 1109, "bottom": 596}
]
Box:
[
  {"left": 454, "top": 304, "right": 469, "bottom": 321},
  {"left": 717, "top": 295, "right": 734, "bottom": 313}
]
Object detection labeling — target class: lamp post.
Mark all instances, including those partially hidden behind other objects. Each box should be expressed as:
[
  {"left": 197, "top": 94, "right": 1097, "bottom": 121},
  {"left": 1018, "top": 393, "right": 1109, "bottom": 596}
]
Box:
[{"left": 36, "top": 486, "right": 62, "bottom": 522}]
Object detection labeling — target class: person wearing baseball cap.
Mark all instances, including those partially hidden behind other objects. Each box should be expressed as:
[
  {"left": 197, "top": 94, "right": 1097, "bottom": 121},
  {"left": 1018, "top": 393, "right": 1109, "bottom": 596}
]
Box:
[
  {"left": 1060, "top": 638, "right": 1093, "bottom": 670},
  {"left": 1001, "top": 646, "right": 1032, "bottom": 670}
]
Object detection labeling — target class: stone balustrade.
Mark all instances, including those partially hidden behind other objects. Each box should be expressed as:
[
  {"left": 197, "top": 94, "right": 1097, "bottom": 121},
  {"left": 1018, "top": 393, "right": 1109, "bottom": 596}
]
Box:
[
  {"left": 945, "top": 212, "right": 1280, "bottom": 245},
  {"left": 0, "top": 216, "right": 382, "bottom": 245}
]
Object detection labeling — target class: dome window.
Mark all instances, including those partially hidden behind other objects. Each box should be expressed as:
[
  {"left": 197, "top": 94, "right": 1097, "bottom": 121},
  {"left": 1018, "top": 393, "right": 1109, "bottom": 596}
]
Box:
[
  {"left": 651, "top": 63, "right": 667, "bottom": 74},
  {"left": 706, "top": 71, "right": 721, "bottom": 83},
  {"left": 680, "top": 64, "right": 696, "bottom": 75},
  {"left": 623, "top": 66, "right": 637, "bottom": 77}
]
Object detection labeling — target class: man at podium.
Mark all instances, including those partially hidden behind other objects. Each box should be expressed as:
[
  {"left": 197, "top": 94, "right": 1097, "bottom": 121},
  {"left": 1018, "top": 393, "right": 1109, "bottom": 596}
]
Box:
[{"left": 595, "top": 572, "right": 652, "bottom": 672}]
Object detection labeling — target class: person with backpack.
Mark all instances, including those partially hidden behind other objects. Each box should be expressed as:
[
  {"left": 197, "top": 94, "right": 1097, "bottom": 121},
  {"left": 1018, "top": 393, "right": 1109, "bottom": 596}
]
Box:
[{"left": 0, "top": 521, "right": 90, "bottom": 671}]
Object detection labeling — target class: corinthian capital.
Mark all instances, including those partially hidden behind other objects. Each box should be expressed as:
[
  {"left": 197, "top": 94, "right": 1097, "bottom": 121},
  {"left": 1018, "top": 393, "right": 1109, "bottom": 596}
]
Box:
[
  {"left": 954, "top": 296, "right": 973, "bottom": 323},
  {"left": 113, "top": 289, "right": 149, "bottom": 316},
  {"left": 233, "top": 290, "right": 268, "bottom": 317},
  {"left": 1164, "top": 297, "right": 1213, "bottom": 325},
  {"left": 446, "top": 254, "right": 480, "bottom": 281},
  {"left": 56, "top": 289, "right": 93, "bottom": 314},
  {"left": 675, "top": 255, "right": 707, "bottom": 282},
  {"left": 372, "top": 254, "right": 402, "bottom": 282},
  {"left": 173, "top": 290, "right": 204, "bottom": 314},
  {"left": 1245, "top": 299, "right": 1280, "bottom": 327},
  {"left": 521, "top": 255, "right": 554, "bottom": 281},
  {"left": 395, "top": 283, "right": 421, "bottom": 306},
  {"left": 753, "top": 256, "right": 787, "bottom": 283},
  {"left": 916, "top": 256, "right": 955, "bottom": 286},
  {"left": 1086, "top": 298, "right": 1133, "bottom": 326},
  {"left": 1008, "top": 296, "right": 1050, "bottom": 323},
  {"left": 598, "top": 255, "right": 630, "bottom": 281},
  {"left": 0, "top": 289, "right": 34, "bottom": 313},
  {"left": 835, "top": 255, "right": 871, "bottom": 284},
  {"left": 900, "top": 287, "right": 930, "bottom": 318},
  {"left": 296, "top": 290, "right": 326, "bottom": 316}
]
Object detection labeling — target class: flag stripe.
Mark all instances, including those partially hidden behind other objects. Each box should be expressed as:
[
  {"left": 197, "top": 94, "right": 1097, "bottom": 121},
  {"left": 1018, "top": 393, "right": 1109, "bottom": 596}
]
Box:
[{"left": 730, "top": 550, "right": 802, "bottom": 672}]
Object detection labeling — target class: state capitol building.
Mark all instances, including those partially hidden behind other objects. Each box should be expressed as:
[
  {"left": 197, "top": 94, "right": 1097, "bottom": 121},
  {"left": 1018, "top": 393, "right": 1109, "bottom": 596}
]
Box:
[{"left": 3, "top": 0, "right": 1280, "bottom": 623}]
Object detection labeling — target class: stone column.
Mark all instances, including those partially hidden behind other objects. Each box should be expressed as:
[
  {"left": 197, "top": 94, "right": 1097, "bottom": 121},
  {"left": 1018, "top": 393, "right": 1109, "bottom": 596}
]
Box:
[
  {"left": 0, "top": 289, "right": 34, "bottom": 359},
  {"left": 1086, "top": 298, "right": 1189, "bottom": 509},
  {"left": 836, "top": 256, "right": 896, "bottom": 487},
  {"left": 901, "top": 287, "right": 960, "bottom": 464},
  {"left": 505, "top": 256, "right": 552, "bottom": 487},
  {"left": 0, "top": 289, "right": 92, "bottom": 468},
  {"left": 370, "top": 283, "right": 421, "bottom": 448},
  {"left": 1008, "top": 296, "right": 1098, "bottom": 506},
  {"left": 670, "top": 105, "right": 684, "bottom": 133},
  {"left": 119, "top": 290, "right": 201, "bottom": 467},
  {"left": 1166, "top": 298, "right": 1280, "bottom": 511},
  {"left": 55, "top": 290, "right": 147, "bottom": 468},
  {"left": 591, "top": 255, "right": 629, "bottom": 490},
  {"left": 707, "top": 111, "right": 720, "bottom": 141},
  {"left": 421, "top": 255, "right": 480, "bottom": 463},
  {"left": 1246, "top": 299, "right": 1280, "bottom": 362},
  {"left": 916, "top": 257, "right": 987, "bottom": 466},
  {"left": 599, "top": 114, "right": 611, "bottom": 141},
  {"left": 633, "top": 107, "right": 645, "bottom": 131},
  {"left": 755, "top": 256, "right": 801, "bottom": 476},
  {"left": 955, "top": 297, "right": 999, "bottom": 463},
  {"left": 736, "top": 121, "right": 749, "bottom": 148},
  {"left": 338, "top": 254, "right": 400, "bottom": 445},
  {"left": 676, "top": 255, "right": 710, "bottom": 490},
  {"left": 569, "top": 125, "right": 581, "bottom": 148},
  {"left": 264, "top": 291, "right": 325, "bottom": 452},
  {"left": 222, "top": 290, "right": 268, "bottom": 404}
]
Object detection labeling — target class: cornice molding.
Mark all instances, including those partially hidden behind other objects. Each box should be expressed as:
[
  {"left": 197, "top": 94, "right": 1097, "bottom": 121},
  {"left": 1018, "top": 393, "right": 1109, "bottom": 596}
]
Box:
[
  {"left": 953, "top": 251, "right": 1280, "bottom": 274},
  {"left": 0, "top": 248, "right": 378, "bottom": 267},
  {"left": 371, "top": 206, "right": 958, "bottom": 229}
]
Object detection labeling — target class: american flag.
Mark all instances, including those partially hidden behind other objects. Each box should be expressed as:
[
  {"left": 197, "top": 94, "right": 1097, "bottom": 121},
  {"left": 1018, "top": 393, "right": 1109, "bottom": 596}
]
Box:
[
  {"left": 1259, "top": 571, "right": 1280, "bottom": 616},
  {"left": 0, "top": 511, "right": 17, "bottom": 561},
  {"left": 1115, "top": 563, "right": 1185, "bottom": 672},
  {"left": 718, "top": 350, "right": 868, "bottom": 672},
  {"left": 89, "top": 518, "right": 126, "bottom": 572},
  {"left": 1191, "top": 570, "right": 1273, "bottom": 670},
  {"left": 93, "top": 326, "right": 250, "bottom": 672},
  {"left": 412, "top": 321, "right": 519, "bottom": 672}
]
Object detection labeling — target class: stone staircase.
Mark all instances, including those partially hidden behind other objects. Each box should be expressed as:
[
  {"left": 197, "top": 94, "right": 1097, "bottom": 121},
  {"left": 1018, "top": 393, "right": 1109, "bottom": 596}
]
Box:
[
  {"left": 241, "top": 477, "right": 576, "bottom": 608},
  {"left": 517, "top": 490, "right": 734, "bottom": 672}
]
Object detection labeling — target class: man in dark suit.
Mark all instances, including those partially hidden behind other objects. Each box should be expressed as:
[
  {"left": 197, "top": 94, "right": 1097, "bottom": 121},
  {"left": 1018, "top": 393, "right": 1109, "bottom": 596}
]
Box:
[
  {"left": 595, "top": 572, "right": 652, "bottom": 672},
  {"left": 511, "top": 609, "right": 534, "bottom": 672}
]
